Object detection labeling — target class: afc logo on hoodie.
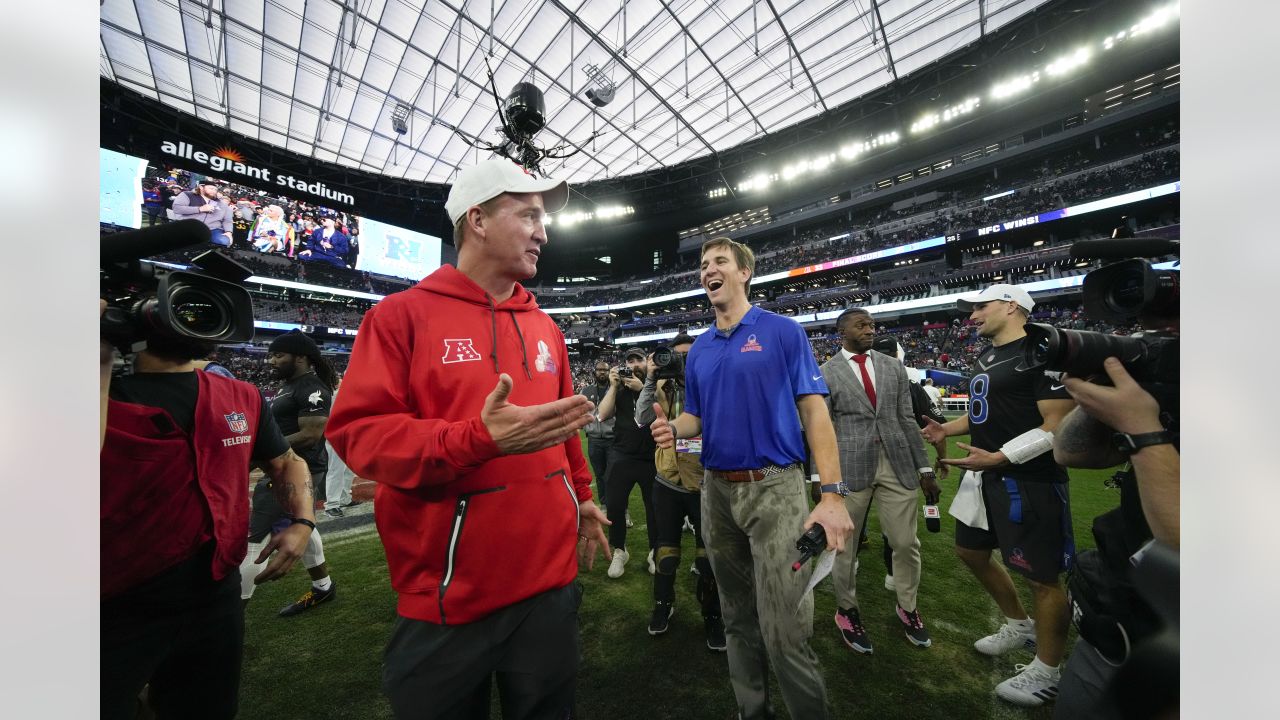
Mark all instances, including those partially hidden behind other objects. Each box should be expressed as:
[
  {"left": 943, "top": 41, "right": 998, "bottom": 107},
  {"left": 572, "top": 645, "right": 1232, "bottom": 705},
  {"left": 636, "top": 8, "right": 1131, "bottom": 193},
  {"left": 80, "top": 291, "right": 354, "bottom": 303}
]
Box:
[{"left": 442, "top": 338, "right": 483, "bottom": 364}]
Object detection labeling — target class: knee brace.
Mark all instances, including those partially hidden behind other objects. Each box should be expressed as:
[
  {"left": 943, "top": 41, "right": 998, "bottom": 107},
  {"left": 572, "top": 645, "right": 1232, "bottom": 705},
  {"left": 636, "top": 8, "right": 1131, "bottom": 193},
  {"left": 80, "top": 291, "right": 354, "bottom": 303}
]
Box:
[{"left": 655, "top": 545, "right": 681, "bottom": 576}]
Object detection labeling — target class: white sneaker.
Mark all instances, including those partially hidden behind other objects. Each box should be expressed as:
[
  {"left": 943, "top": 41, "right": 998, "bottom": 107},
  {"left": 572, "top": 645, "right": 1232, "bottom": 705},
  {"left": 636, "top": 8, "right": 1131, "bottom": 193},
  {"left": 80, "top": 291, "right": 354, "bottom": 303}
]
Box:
[
  {"left": 995, "top": 662, "right": 1060, "bottom": 707},
  {"left": 607, "top": 548, "right": 629, "bottom": 578},
  {"left": 884, "top": 574, "right": 896, "bottom": 592},
  {"left": 974, "top": 621, "right": 1037, "bottom": 656},
  {"left": 647, "top": 549, "right": 656, "bottom": 575}
]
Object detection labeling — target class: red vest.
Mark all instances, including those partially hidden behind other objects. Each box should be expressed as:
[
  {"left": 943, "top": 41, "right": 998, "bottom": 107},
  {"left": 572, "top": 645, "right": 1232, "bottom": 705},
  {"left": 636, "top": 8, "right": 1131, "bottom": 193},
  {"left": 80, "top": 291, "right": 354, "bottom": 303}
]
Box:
[{"left": 101, "top": 371, "right": 262, "bottom": 598}]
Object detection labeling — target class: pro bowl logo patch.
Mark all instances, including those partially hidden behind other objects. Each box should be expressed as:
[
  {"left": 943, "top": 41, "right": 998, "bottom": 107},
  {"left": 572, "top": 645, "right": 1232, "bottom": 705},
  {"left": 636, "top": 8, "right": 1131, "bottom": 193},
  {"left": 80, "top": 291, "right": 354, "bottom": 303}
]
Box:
[
  {"left": 534, "top": 339, "right": 557, "bottom": 374},
  {"left": 1007, "top": 547, "right": 1033, "bottom": 572},
  {"left": 740, "top": 334, "right": 764, "bottom": 352},
  {"left": 224, "top": 412, "right": 249, "bottom": 434}
]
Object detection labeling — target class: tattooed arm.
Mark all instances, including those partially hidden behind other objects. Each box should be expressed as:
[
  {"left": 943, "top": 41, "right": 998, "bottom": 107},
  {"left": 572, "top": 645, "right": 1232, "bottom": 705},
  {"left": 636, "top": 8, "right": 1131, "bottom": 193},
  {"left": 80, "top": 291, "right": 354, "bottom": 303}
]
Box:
[
  {"left": 251, "top": 448, "right": 315, "bottom": 584},
  {"left": 1053, "top": 406, "right": 1127, "bottom": 469}
]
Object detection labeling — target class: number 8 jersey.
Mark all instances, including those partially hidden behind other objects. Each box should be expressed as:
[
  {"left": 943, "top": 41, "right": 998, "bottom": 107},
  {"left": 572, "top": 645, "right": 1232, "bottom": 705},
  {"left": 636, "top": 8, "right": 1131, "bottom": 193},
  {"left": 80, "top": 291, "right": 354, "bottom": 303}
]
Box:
[{"left": 967, "top": 336, "right": 1071, "bottom": 480}]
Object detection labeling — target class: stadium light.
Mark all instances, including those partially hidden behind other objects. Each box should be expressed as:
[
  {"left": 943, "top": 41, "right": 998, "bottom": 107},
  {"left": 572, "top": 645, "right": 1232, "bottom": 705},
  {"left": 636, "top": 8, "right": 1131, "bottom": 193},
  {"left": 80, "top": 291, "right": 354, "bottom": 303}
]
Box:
[{"left": 1046, "top": 47, "right": 1091, "bottom": 77}]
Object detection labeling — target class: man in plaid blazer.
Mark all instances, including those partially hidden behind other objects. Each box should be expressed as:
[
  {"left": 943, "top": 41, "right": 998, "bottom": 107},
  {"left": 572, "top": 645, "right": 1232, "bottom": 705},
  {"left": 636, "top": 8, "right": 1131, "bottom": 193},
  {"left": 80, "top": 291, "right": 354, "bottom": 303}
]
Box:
[{"left": 820, "top": 307, "right": 941, "bottom": 654}]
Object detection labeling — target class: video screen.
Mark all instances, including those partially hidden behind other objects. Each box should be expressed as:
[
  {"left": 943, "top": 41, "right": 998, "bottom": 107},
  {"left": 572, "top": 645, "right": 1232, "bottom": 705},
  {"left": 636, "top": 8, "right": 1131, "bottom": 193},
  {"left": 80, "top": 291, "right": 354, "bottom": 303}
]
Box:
[
  {"left": 99, "top": 152, "right": 442, "bottom": 282},
  {"left": 100, "top": 148, "right": 148, "bottom": 229}
]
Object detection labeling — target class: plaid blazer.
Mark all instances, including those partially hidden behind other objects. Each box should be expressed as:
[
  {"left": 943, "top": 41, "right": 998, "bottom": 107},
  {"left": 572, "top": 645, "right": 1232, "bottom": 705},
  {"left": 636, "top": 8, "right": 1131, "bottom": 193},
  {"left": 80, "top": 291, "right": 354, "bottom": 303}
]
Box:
[{"left": 820, "top": 349, "right": 931, "bottom": 492}]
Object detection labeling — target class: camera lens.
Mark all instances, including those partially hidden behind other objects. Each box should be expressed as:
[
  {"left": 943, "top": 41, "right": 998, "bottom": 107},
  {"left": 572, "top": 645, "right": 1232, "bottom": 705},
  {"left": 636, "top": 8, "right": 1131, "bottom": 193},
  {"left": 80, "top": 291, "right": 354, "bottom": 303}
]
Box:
[
  {"left": 1021, "top": 323, "right": 1150, "bottom": 378},
  {"left": 167, "top": 284, "right": 232, "bottom": 338}
]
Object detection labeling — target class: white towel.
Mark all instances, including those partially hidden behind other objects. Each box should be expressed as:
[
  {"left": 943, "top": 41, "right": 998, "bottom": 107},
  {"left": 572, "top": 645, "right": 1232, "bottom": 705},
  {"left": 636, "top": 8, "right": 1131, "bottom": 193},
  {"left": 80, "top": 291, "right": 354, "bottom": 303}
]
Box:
[{"left": 948, "top": 470, "right": 989, "bottom": 530}]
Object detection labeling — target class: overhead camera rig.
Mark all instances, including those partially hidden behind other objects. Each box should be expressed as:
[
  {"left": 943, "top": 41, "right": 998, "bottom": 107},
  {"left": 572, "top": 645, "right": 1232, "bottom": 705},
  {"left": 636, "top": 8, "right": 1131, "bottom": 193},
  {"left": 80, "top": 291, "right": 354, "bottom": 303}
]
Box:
[{"left": 455, "top": 56, "right": 605, "bottom": 177}]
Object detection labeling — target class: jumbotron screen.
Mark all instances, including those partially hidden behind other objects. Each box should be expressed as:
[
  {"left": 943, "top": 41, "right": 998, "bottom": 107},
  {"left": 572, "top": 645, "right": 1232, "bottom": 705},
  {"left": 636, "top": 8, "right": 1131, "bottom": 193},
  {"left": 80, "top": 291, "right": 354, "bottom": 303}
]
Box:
[{"left": 98, "top": 148, "right": 441, "bottom": 282}]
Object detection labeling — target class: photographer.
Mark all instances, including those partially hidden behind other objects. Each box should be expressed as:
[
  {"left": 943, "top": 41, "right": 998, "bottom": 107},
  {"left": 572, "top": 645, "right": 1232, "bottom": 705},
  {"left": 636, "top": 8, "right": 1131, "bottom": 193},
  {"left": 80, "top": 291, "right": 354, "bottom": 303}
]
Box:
[
  {"left": 596, "top": 348, "right": 659, "bottom": 579},
  {"left": 1052, "top": 358, "right": 1178, "bottom": 720},
  {"left": 101, "top": 331, "right": 314, "bottom": 720},
  {"left": 1013, "top": 233, "right": 1179, "bottom": 719},
  {"left": 634, "top": 336, "right": 726, "bottom": 649}
]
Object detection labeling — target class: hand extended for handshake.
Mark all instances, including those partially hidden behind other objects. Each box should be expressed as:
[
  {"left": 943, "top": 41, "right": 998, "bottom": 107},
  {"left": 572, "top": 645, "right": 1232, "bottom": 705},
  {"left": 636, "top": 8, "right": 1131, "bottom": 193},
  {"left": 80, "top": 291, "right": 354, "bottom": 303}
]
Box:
[{"left": 481, "top": 373, "right": 596, "bottom": 455}]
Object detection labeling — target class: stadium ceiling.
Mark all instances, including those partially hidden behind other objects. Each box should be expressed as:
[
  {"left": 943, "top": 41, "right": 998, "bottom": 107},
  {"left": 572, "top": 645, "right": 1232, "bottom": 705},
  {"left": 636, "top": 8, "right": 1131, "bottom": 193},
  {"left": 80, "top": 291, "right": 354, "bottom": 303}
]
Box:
[{"left": 100, "top": 0, "right": 1052, "bottom": 185}]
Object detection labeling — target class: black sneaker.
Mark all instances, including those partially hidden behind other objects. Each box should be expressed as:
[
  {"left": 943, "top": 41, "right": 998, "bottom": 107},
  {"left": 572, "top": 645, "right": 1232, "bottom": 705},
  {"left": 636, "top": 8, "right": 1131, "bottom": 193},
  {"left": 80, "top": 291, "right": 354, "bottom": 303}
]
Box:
[
  {"left": 835, "top": 607, "right": 873, "bottom": 654},
  {"left": 896, "top": 604, "right": 932, "bottom": 648},
  {"left": 278, "top": 583, "right": 337, "bottom": 617},
  {"left": 342, "top": 500, "right": 364, "bottom": 508},
  {"left": 704, "top": 615, "right": 727, "bottom": 652},
  {"left": 324, "top": 507, "right": 344, "bottom": 519},
  {"left": 648, "top": 602, "right": 674, "bottom": 636}
]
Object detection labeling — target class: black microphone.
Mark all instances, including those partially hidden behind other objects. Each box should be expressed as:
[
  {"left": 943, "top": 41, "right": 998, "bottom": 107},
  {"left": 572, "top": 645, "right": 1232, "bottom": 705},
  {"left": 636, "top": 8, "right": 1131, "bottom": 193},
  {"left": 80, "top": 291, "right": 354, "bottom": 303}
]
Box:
[
  {"left": 792, "top": 523, "right": 827, "bottom": 571},
  {"left": 924, "top": 503, "right": 941, "bottom": 533},
  {"left": 1068, "top": 238, "right": 1179, "bottom": 260},
  {"left": 101, "top": 219, "right": 213, "bottom": 265}
]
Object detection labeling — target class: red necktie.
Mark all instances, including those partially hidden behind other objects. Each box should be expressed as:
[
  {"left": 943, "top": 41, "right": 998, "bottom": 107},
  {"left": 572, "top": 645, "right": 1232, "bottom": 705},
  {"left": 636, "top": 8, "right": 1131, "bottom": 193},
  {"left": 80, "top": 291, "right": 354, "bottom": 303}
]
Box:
[{"left": 852, "top": 354, "right": 877, "bottom": 410}]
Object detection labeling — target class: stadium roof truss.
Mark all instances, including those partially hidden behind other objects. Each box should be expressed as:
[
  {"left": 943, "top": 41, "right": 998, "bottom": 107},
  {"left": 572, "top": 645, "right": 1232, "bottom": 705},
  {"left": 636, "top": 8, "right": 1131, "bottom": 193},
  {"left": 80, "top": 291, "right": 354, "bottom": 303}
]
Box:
[{"left": 100, "top": 0, "right": 1051, "bottom": 184}]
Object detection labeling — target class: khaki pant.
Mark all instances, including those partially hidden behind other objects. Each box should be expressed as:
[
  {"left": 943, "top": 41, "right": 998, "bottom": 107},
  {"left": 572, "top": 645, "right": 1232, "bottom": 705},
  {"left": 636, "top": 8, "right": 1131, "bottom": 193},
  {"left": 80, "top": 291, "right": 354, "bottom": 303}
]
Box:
[
  {"left": 833, "top": 446, "right": 923, "bottom": 612},
  {"left": 702, "top": 465, "right": 830, "bottom": 720}
]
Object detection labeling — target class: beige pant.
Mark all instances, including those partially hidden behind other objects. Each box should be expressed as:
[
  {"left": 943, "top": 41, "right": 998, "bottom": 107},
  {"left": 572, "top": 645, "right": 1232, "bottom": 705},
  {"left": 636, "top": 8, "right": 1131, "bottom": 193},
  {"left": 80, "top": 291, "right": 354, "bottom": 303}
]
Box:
[{"left": 833, "top": 446, "right": 922, "bottom": 612}]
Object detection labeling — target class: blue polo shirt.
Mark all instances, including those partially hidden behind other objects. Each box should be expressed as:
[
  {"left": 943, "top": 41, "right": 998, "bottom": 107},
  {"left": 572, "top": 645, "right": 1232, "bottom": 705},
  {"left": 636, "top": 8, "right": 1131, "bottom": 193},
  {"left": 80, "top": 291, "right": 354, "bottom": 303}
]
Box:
[{"left": 684, "top": 305, "right": 828, "bottom": 471}]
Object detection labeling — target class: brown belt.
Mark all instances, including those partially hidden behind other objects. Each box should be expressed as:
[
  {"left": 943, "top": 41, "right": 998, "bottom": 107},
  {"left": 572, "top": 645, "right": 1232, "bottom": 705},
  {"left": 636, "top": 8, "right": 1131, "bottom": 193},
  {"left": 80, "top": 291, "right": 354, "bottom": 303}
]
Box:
[{"left": 717, "top": 463, "right": 797, "bottom": 483}]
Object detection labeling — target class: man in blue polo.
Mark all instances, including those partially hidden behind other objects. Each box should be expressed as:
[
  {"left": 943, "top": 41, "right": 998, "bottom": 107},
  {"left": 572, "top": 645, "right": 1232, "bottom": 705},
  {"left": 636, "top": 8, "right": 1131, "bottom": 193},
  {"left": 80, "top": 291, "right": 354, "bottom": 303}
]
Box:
[{"left": 651, "top": 236, "right": 854, "bottom": 720}]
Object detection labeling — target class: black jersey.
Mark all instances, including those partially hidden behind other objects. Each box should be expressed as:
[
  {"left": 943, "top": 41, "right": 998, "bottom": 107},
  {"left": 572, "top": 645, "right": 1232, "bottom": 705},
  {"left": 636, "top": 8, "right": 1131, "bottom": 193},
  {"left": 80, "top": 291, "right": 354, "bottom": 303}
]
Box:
[
  {"left": 967, "top": 336, "right": 1071, "bottom": 480},
  {"left": 270, "top": 372, "right": 332, "bottom": 473}
]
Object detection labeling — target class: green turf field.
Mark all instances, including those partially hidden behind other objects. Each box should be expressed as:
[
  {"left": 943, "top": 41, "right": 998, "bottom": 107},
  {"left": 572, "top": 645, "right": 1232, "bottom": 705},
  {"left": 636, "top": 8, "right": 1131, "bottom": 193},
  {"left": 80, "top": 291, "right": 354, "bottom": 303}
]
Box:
[{"left": 240, "top": 434, "right": 1124, "bottom": 720}]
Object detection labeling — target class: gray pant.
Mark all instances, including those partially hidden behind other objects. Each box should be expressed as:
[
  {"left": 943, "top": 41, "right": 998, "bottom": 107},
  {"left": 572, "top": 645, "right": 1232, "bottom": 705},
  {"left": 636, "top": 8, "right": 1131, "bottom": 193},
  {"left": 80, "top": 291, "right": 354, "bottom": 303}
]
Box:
[
  {"left": 1054, "top": 639, "right": 1124, "bottom": 720},
  {"left": 702, "top": 466, "right": 830, "bottom": 720}
]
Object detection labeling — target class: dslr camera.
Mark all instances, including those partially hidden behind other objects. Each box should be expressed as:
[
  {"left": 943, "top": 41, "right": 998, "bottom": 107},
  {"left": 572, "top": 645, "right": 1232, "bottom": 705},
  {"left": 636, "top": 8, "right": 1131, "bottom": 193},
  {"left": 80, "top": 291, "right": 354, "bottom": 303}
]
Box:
[
  {"left": 650, "top": 345, "right": 687, "bottom": 381},
  {"left": 1019, "top": 237, "right": 1178, "bottom": 388},
  {"left": 101, "top": 220, "right": 256, "bottom": 352}
]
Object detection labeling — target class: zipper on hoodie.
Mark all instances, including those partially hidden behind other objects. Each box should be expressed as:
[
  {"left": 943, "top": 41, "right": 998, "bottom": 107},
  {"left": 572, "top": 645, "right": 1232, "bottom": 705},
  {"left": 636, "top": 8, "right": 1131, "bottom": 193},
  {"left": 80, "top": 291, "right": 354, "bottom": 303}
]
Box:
[
  {"left": 438, "top": 485, "right": 506, "bottom": 624},
  {"left": 546, "top": 470, "right": 580, "bottom": 534}
]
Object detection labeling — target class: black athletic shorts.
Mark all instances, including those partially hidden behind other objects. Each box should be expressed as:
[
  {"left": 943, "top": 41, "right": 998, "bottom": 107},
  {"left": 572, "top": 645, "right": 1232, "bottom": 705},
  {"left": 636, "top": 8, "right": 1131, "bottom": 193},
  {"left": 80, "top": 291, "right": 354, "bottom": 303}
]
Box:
[
  {"left": 954, "top": 474, "right": 1074, "bottom": 584},
  {"left": 247, "top": 471, "right": 324, "bottom": 543}
]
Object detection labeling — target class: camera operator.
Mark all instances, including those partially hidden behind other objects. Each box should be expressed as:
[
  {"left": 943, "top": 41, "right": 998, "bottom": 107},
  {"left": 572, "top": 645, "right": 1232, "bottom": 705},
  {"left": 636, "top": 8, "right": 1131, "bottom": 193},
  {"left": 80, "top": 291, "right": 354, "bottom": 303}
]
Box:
[
  {"left": 634, "top": 335, "right": 726, "bottom": 649},
  {"left": 596, "top": 348, "right": 659, "bottom": 578},
  {"left": 100, "top": 329, "right": 314, "bottom": 720}
]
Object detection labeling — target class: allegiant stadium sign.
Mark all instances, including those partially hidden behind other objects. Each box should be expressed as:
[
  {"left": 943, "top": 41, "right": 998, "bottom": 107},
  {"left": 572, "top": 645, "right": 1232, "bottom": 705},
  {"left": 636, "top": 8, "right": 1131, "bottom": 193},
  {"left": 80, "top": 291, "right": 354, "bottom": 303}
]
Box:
[{"left": 160, "top": 140, "right": 356, "bottom": 206}]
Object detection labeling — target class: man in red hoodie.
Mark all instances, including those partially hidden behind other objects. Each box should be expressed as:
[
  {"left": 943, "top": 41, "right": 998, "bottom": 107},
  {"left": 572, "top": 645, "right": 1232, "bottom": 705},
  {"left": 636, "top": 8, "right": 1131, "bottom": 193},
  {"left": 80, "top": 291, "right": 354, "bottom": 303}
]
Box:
[{"left": 327, "top": 157, "right": 610, "bottom": 720}]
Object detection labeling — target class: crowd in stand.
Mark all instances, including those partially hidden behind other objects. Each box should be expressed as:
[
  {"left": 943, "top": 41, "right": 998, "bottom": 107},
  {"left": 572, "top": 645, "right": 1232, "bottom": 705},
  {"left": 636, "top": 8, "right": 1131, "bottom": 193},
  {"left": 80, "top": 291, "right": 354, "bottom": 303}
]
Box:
[{"left": 532, "top": 127, "right": 1179, "bottom": 309}]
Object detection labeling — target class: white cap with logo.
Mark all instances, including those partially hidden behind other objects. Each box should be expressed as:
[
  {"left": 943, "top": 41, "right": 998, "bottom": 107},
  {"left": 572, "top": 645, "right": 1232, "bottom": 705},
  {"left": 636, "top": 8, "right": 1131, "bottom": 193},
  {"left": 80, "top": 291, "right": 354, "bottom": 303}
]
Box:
[
  {"left": 956, "top": 283, "right": 1035, "bottom": 312},
  {"left": 444, "top": 157, "right": 569, "bottom": 226}
]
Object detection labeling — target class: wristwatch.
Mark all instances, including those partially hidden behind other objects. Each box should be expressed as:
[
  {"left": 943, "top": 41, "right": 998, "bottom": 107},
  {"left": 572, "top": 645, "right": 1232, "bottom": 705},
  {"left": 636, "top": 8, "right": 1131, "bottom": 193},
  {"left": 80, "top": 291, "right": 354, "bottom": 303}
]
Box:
[
  {"left": 820, "top": 481, "right": 850, "bottom": 497},
  {"left": 1111, "top": 430, "right": 1175, "bottom": 455}
]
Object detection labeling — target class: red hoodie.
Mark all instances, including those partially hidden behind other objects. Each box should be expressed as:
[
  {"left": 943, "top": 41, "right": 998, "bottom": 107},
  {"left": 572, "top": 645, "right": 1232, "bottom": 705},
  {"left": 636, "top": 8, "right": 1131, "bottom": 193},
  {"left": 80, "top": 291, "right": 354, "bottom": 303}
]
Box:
[{"left": 326, "top": 264, "right": 593, "bottom": 624}]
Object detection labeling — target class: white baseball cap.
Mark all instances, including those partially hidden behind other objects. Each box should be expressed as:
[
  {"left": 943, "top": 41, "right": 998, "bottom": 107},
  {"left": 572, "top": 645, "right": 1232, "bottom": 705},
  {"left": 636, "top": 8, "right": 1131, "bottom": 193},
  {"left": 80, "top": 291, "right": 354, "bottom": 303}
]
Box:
[
  {"left": 956, "top": 283, "right": 1035, "bottom": 312},
  {"left": 444, "top": 157, "right": 569, "bottom": 226}
]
